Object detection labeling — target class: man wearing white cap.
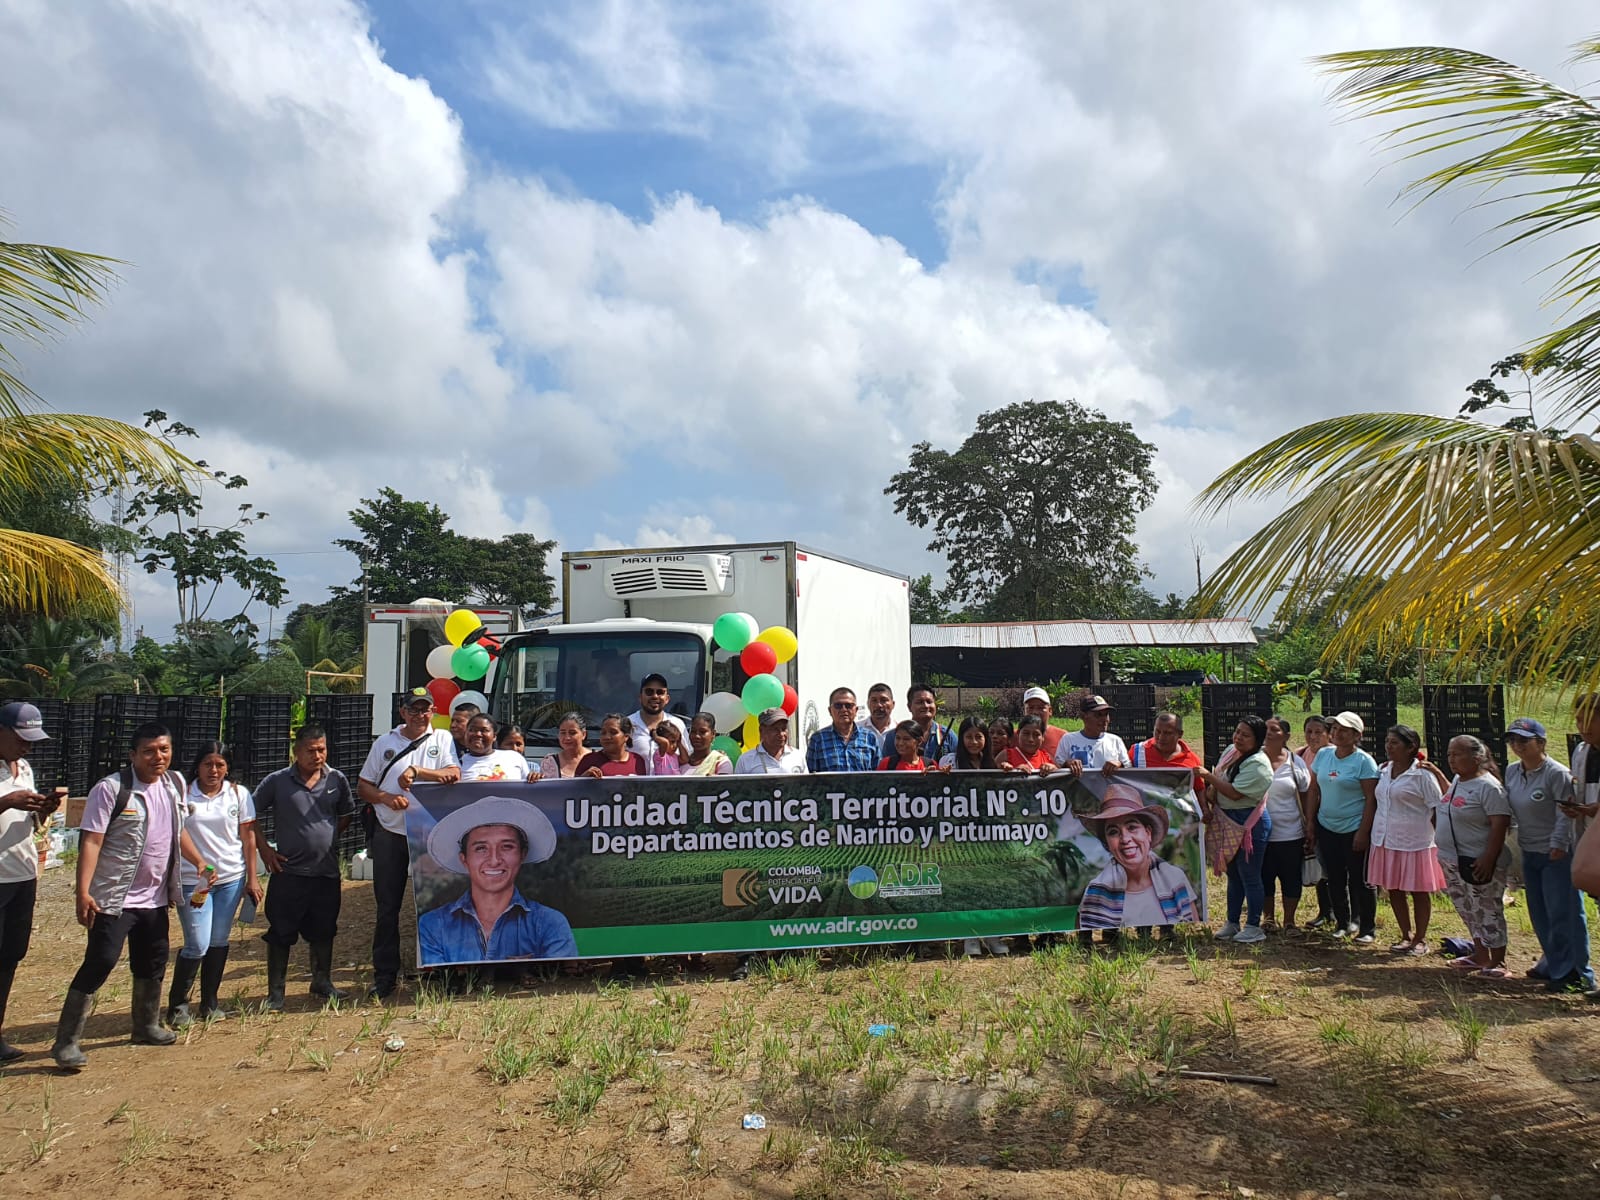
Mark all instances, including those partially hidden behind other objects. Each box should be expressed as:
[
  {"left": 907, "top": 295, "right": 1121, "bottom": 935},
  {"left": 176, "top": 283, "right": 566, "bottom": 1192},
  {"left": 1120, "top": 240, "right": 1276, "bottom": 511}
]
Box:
[
  {"left": 734, "top": 709, "right": 807, "bottom": 775},
  {"left": 1022, "top": 687, "right": 1065, "bottom": 758},
  {"left": 0, "top": 702, "right": 62, "bottom": 1061},
  {"left": 417, "top": 795, "right": 576, "bottom": 964}
]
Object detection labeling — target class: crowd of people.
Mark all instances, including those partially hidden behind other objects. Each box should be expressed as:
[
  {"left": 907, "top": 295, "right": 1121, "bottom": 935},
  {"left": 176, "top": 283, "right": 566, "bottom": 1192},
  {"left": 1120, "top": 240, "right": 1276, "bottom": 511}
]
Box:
[{"left": 0, "top": 679, "right": 1597, "bottom": 1070}]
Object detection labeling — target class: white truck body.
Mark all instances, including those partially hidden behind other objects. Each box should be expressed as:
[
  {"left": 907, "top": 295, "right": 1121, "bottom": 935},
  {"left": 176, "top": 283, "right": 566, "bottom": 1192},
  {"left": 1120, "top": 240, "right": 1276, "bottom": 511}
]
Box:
[
  {"left": 361, "top": 604, "right": 519, "bottom": 736},
  {"left": 489, "top": 542, "right": 911, "bottom": 755}
]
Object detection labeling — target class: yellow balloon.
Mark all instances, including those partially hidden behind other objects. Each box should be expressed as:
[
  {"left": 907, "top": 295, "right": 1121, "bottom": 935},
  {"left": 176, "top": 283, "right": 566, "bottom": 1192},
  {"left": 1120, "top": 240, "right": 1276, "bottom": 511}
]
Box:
[
  {"left": 742, "top": 713, "right": 760, "bottom": 751},
  {"left": 756, "top": 626, "right": 798, "bottom": 664},
  {"left": 430, "top": 713, "right": 451, "bottom": 730},
  {"left": 443, "top": 608, "right": 480, "bottom": 648}
]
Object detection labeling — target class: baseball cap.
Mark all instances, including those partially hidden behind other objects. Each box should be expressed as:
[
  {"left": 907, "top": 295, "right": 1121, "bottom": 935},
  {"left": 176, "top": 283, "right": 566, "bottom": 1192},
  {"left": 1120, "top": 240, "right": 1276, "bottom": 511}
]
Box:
[
  {"left": 0, "top": 701, "right": 49, "bottom": 741},
  {"left": 1505, "top": 717, "right": 1547, "bottom": 740},
  {"left": 401, "top": 687, "right": 432, "bottom": 709},
  {"left": 1330, "top": 710, "right": 1364, "bottom": 735},
  {"left": 1080, "top": 694, "right": 1115, "bottom": 713},
  {"left": 1022, "top": 686, "right": 1050, "bottom": 705},
  {"left": 757, "top": 707, "right": 789, "bottom": 727}
]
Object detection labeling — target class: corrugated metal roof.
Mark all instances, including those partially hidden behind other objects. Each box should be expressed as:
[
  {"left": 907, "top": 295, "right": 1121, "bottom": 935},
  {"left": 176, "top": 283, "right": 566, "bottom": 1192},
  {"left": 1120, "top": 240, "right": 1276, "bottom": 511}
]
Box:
[{"left": 910, "top": 619, "right": 1258, "bottom": 649}]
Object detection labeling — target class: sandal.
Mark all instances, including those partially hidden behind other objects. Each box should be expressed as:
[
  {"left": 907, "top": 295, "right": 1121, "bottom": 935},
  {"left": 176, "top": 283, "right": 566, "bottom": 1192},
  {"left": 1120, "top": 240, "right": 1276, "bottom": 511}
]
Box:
[
  {"left": 1448, "top": 956, "right": 1487, "bottom": 971},
  {"left": 1389, "top": 938, "right": 1415, "bottom": 952},
  {"left": 1471, "top": 967, "right": 1510, "bottom": 980},
  {"left": 1407, "top": 941, "right": 1431, "bottom": 957}
]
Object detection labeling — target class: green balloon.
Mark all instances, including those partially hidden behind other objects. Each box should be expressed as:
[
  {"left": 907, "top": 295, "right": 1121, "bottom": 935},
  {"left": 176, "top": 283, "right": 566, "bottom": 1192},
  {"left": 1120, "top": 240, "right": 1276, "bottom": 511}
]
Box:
[
  {"left": 741, "top": 672, "right": 785, "bottom": 715},
  {"left": 713, "top": 611, "right": 759, "bottom": 653},
  {"left": 711, "top": 735, "right": 741, "bottom": 759},
  {"left": 451, "top": 643, "right": 490, "bottom": 681}
]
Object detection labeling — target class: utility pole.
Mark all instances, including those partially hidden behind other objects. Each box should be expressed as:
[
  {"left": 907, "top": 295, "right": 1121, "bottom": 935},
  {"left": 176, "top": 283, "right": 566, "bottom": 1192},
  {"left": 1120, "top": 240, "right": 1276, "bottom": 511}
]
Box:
[{"left": 1189, "top": 537, "right": 1206, "bottom": 594}]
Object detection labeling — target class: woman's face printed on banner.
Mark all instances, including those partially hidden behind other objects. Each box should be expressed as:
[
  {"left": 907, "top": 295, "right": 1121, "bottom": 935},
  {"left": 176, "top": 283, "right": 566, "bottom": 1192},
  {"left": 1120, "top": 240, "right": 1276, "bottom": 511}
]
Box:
[{"left": 1104, "top": 815, "right": 1153, "bottom": 876}]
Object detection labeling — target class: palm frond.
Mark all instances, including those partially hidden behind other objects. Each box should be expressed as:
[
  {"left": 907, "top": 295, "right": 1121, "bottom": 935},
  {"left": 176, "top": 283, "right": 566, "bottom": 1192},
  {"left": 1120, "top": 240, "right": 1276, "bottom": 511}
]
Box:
[
  {"left": 0, "top": 220, "right": 123, "bottom": 418},
  {"left": 1316, "top": 43, "right": 1600, "bottom": 426},
  {"left": 0, "top": 412, "right": 201, "bottom": 507},
  {"left": 0, "top": 528, "right": 123, "bottom": 621},
  {"left": 1194, "top": 411, "right": 1600, "bottom": 689}
]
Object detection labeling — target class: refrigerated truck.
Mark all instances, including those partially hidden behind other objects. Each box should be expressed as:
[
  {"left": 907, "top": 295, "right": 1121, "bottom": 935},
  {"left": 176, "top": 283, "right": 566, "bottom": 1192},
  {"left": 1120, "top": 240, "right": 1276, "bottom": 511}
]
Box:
[
  {"left": 361, "top": 604, "right": 520, "bottom": 737},
  {"left": 485, "top": 543, "right": 911, "bottom": 756}
]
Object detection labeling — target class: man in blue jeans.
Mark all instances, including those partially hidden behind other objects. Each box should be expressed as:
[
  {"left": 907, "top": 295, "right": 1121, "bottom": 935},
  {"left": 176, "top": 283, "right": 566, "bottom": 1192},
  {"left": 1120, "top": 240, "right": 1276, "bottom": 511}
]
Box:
[{"left": 358, "top": 689, "right": 458, "bottom": 999}]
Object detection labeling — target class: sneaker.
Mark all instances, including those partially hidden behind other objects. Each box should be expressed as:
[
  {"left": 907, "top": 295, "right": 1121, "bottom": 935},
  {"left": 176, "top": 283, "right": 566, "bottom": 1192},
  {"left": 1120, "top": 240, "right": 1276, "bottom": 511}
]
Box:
[
  {"left": 1233, "top": 925, "right": 1267, "bottom": 944},
  {"left": 1215, "top": 922, "right": 1240, "bottom": 941},
  {"left": 1345, "top": 922, "right": 1361, "bottom": 937},
  {"left": 1354, "top": 933, "right": 1376, "bottom": 945},
  {"left": 1330, "top": 927, "right": 1350, "bottom": 940},
  {"left": 1306, "top": 915, "right": 1332, "bottom": 930}
]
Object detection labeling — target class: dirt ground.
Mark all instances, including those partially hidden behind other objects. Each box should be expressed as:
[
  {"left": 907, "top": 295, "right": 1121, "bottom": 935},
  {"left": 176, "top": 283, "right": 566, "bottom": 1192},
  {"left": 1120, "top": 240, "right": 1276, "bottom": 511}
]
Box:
[{"left": 2, "top": 867, "right": 1598, "bottom": 1200}]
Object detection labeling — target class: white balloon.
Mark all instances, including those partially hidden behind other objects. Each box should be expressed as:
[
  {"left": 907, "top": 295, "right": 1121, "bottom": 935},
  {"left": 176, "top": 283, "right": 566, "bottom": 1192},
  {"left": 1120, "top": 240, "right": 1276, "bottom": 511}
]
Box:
[
  {"left": 700, "top": 691, "right": 747, "bottom": 736},
  {"left": 425, "top": 644, "right": 456, "bottom": 680},
  {"left": 452, "top": 690, "right": 489, "bottom": 712}
]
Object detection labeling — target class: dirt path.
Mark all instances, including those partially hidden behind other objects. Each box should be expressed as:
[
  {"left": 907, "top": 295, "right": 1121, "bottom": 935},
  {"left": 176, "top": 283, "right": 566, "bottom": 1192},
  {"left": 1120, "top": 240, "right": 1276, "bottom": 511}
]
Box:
[{"left": 2, "top": 870, "right": 1598, "bottom": 1198}]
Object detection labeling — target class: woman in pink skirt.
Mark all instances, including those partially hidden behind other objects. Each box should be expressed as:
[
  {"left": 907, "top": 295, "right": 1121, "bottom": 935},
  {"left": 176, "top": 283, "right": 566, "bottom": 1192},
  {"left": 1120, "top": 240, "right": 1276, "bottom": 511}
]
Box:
[{"left": 1368, "top": 724, "right": 1446, "bottom": 954}]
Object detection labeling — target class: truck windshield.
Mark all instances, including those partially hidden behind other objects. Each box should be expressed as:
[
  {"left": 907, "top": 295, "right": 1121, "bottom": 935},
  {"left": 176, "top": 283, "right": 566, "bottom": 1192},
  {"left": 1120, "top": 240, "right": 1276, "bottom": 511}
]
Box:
[{"left": 489, "top": 630, "right": 707, "bottom": 741}]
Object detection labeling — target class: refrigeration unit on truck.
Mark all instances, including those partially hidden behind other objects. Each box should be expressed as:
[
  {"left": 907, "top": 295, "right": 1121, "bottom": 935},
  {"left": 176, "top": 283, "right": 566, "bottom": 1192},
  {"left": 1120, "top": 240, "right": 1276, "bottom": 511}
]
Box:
[
  {"left": 361, "top": 604, "right": 520, "bottom": 736},
  {"left": 484, "top": 543, "right": 911, "bottom": 756}
]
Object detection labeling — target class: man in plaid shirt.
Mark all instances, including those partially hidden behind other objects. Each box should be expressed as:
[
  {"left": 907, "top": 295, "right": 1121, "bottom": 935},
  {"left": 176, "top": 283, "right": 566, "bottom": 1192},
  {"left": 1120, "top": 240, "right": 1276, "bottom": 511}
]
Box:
[{"left": 804, "top": 687, "right": 880, "bottom": 772}]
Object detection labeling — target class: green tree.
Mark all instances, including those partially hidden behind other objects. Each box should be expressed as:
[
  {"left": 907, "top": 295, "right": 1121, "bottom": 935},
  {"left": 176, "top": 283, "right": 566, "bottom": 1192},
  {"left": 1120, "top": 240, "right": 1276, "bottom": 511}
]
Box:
[
  {"left": 332, "top": 488, "right": 556, "bottom": 617},
  {"left": 0, "top": 616, "right": 142, "bottom": 698},
  {"left": 121, "top": 410, "right": 286, "bottom": 638},
  {"left": 886, "top": 400, "right": 1159, "bottom": 621},
  {"left": 1196, "top": 39, "right": 1600, "bottom": 690}
]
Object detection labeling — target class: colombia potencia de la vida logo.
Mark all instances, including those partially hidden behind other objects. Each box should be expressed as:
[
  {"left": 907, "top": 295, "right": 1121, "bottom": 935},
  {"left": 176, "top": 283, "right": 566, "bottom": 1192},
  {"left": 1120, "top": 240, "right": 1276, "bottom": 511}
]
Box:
[{"left": 847, "top": 865, "right": 878, "bottom": 899}]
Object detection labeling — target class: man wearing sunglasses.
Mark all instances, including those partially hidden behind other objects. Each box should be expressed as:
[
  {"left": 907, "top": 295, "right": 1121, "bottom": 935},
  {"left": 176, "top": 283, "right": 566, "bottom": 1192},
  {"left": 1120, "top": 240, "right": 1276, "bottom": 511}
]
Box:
[
  {"left": 626, "top": 673, "right": 688, "bottom": 772},
  {"left": 805, "top": 687, "right": 879, "bottom": 772}
]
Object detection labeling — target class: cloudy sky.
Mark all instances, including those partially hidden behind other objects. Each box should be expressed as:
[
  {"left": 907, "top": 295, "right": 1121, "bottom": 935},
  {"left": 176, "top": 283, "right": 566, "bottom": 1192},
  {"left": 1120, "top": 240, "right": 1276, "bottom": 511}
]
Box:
[{"left": 2, "top": 0, "right": 1592, "bottom": 637}]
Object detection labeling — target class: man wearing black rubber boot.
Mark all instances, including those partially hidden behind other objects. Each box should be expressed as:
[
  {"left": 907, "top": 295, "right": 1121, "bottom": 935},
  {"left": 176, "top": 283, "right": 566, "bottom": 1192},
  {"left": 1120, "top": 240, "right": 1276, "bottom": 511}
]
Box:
[
  {"left": 53, "top": 724, "right": 190, "bottom": 1071},
  {"left": 0, "top": 702, "right": 63, "bottom": 1061},
  {"left": 254, "top": 725, "right": 355, "bottom": 1011},
  {"left": 358, "top": 689, "right": 458, "bottom": 999}
]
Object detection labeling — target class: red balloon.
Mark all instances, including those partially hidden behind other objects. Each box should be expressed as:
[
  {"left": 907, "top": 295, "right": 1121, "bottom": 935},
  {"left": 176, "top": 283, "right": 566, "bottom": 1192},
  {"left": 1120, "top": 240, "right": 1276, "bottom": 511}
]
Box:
[
  {"left": 425, "top": 678, "right": 460, "bottom": 711},
  {"left": 781, "top": 684, "right": 798, "bottom": 716},
  {"left": 740, "top": 641, "right": 778, "bottom": 676}
]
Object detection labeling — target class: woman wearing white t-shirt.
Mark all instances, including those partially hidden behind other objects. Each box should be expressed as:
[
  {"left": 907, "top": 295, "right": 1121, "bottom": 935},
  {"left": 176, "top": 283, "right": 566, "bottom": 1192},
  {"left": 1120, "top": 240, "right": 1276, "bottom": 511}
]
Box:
[
  {"left": 167, "top": 742, "right": 260, "bottom": 1027},
  {"left": 458, "top": 714, "right": 531, "bottom": 782},
  {"left": 1368, "top": 725, "right": 1446, "bottom": 955},
  {"left": 1260, "top": 717, "right": 1312, "bottom": 929}
]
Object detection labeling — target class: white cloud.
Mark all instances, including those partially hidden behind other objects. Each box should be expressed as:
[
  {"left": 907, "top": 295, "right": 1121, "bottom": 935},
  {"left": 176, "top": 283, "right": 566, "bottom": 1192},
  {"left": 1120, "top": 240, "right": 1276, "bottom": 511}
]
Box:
[{"left": 5, "top": 0, "right": 1596, "bottom": 640}]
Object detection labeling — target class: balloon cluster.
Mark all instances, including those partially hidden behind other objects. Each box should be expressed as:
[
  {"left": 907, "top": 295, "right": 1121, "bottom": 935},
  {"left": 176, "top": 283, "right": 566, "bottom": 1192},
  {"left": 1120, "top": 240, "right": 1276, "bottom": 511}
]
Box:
[
  {"left": 420, "top": 602, "right": 501, "bottom": 730},
  {"left": 700, "top": 613, "right": 799, "bottom": 756}
]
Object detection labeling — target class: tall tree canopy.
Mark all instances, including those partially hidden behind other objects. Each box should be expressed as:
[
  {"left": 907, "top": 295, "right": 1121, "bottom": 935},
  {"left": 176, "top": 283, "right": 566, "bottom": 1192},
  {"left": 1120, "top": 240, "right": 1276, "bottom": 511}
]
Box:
[
  {"left": 1195, "top": 39, "right": 1600, "bottom": 689},
  {"left": 886, "top": 400, "right": 1159, "bottom": 621},
  {"left": 332, "top": 487, "right": 556, "bottom": 620}
]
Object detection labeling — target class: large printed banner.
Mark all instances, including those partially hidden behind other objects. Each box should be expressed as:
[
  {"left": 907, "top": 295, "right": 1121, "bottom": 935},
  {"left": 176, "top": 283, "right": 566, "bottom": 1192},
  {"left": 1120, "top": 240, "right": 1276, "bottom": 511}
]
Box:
[{"left": 406, "top": 769, "right": 1204, "bottom": 967}]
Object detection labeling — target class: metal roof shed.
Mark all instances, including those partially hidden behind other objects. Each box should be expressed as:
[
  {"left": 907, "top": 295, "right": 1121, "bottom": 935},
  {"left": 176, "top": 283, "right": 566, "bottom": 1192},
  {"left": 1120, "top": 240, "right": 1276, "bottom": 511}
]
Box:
[{"left": 910, "top": 618, "right": 1258, "bottom": 686}]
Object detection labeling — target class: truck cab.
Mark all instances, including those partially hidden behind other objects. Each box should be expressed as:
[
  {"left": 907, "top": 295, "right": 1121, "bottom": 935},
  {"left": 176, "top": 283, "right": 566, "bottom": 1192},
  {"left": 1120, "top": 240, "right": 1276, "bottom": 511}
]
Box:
[{"left": 486, "top": 618, "right": 725, "bottom": 753}]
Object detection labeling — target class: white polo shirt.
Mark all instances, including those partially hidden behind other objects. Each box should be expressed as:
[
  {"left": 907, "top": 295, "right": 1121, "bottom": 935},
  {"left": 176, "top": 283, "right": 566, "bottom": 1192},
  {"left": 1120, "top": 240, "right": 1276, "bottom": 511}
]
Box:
[
  {"left": 359, "top": 728, "right": 458, "bottom": 835},
  {"left": 734, "top": 746, "right": 807, "bottom": 775},
  {"left": 0, "top": 758, "right": 38, "bottom": 884}
]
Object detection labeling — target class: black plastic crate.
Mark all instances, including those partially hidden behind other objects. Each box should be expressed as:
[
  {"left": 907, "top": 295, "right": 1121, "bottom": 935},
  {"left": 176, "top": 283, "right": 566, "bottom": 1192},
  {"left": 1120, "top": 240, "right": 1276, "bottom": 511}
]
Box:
[
  {"left": 91, "top": 694, "right": 163, "bottom": 779},
  {"left": 1096, "top": 683, "right": 1158, "bottom": 748},
  {"left": 25, "top": 699, "right": 67, "bottom": 793},
  {"left": 307, "top": 694, "right": 374, "bottom": 723},
  {"left": 225, "top": 696, "right": 292, "bottom": 790},
  {"left": 65, "top": 702, "right": 95, "bottom": 794},
  {"left": 1200, "top": 683, "right": 1274, "bottom": 766},
  {"left": 161, "top": 696, "right": 224, "bottom": 772},
  {"left": 1319, "top": 684, "right": 1398, "bottom": 757},
  {"left": 1423, "top": 685, "right": 1507, "bottom": 768}
]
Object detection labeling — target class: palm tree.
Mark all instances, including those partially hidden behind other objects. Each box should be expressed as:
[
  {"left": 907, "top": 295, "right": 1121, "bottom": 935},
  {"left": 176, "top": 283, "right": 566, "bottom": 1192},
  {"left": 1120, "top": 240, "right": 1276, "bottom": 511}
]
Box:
[
  {"left": 0, "top": 616, "right": 141, "bottom": 698},
  {"left": 1195, "top": 38, "right": 1600, "bottom": 691},
  {"left": 0, "top": 213, "right": 198, "bottom": 618}
]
